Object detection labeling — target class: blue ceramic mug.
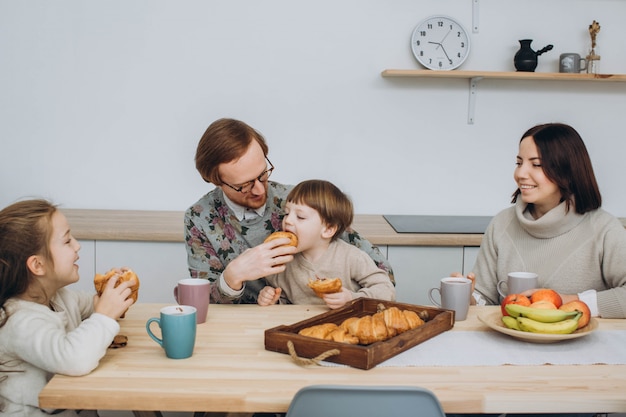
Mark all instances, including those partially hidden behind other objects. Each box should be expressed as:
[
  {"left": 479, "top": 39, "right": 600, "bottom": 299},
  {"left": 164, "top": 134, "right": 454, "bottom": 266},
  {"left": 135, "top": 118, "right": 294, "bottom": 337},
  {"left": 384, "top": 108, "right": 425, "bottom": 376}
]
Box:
[{"left": 146, "top": 305, "right": 197, "bottom": 359}]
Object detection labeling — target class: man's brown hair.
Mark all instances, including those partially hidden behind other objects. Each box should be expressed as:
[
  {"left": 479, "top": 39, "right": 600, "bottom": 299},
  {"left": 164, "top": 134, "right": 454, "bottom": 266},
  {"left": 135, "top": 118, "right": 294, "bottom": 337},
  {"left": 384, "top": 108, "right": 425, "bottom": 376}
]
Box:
[{"left": 195, "top": 118, "right": 269, "bottom": 185}]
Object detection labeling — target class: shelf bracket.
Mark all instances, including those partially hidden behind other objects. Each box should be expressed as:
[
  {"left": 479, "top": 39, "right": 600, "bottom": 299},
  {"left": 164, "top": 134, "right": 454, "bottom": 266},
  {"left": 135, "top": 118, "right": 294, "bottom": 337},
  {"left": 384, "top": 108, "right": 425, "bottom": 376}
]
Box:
[
  {"left": 468, "top": 77, "right": 482, "bottom": 124},
  {"left": 472, "top": 0, "right": 479, "bottom": 33}
]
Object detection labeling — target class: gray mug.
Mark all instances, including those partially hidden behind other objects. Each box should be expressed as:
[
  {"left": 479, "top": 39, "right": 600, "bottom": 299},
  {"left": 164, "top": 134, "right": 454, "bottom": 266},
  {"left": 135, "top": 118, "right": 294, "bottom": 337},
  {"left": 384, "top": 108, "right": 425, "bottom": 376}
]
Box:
[
  {"left": 559, "top": 53, "right": 587, "bottom": 73},
  {"left": 428, "top": 277, "right": 472, "bottom": 321},
  {"left": 497, "top": 272, "right": 538, "bottom": 298}
]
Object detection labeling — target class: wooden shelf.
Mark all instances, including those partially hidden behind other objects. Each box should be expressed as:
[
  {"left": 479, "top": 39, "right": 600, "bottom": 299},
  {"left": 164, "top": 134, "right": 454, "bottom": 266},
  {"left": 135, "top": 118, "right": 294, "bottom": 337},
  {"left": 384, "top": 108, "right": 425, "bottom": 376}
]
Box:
[
  {"left": 381, "top": 69, "right": 626, "bottom": 82},
  {"left": 382, "top": 69, "right": 626, "bottom": 124}
]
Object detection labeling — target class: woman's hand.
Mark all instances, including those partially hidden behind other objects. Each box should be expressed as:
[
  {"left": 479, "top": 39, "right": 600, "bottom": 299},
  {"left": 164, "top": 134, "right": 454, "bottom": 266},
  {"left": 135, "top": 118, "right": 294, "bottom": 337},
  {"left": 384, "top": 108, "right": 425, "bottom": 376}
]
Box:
[
  {"left": 93, "top": 274, "right": 136, "bottom": 319},
  {"left": 258, "top": 286, "right": 282, "bottom": 306},
  {"left": 223, "top": 238, "right": 297, "bottom": 290}
]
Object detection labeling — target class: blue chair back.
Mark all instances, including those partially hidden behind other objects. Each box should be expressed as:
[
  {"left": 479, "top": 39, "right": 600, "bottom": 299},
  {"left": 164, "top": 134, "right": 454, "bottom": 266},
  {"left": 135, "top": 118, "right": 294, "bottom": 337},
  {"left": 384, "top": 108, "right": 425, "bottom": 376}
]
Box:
[{"left": 285, "top": 384, "right": 446, "bottom": 417}]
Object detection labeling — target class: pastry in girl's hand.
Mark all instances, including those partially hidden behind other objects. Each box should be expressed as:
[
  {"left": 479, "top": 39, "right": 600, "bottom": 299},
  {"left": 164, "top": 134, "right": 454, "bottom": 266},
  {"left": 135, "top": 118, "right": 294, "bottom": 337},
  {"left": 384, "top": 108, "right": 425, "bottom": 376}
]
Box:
[{"left": 94, "top": 268, "right": 140, "bottom": 318}]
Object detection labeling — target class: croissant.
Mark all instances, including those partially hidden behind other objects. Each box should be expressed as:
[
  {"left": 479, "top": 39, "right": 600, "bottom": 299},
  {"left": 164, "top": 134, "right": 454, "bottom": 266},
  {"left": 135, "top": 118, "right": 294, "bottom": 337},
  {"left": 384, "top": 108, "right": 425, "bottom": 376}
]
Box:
[
  {"left": 339, "top": 317, "right": 359, "bottom": 332},
  {"left": 343, "top": 314, "right": 390, "bottom": 345},
  {"left": 298, "top": 323, "right": 339, "bottom": 340},
  {"left": 403, "top": 309, "right": 425, "bottom": 329},
  {"left": 373, "top": 306, "right": 408, "bottom": 336},
  {"left": 327, "top": 328, "right": 359, "bottom": 344},
  {"left": 298, "top": 323, "right": 359, "bottom": 345},
  {"left": 298, "top": 306, "right": 427, "bottom": 345}
]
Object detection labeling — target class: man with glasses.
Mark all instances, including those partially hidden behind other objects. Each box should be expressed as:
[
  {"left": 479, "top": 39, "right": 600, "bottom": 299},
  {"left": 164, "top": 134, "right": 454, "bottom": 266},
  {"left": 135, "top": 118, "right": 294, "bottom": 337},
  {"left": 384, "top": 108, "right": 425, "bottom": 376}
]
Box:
[{"left": 185, "top": 118, "right": 394, "bottom": 304}]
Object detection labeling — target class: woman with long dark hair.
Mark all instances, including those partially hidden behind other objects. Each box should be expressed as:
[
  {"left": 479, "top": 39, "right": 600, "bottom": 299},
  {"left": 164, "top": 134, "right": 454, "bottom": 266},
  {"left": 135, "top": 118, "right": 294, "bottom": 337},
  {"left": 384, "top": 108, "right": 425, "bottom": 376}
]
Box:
[{"left": 470, "top": 123, "right": 626, "bottom": 318}]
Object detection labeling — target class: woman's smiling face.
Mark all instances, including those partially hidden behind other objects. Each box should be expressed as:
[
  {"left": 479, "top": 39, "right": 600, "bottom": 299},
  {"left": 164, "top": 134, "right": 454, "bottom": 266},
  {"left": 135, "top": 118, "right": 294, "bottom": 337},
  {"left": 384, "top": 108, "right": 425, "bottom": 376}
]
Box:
[{"left": 514, "top": 136, "right": 562, "bottom": 218}]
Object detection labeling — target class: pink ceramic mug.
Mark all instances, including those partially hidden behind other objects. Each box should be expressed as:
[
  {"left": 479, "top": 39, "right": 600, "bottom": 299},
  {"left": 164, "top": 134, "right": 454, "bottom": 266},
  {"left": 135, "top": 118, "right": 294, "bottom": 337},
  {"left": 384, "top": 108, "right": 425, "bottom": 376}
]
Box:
[{"left": 173, "top": 278, "right": 210, "bottom": 324}]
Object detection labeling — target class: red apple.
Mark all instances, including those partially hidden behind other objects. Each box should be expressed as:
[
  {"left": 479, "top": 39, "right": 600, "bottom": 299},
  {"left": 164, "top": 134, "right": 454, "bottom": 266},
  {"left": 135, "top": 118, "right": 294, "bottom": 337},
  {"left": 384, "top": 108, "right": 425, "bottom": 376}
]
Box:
[
  {"left": 529, "top": 300, "right": 557, "bottom": 309},
  {"left": 530, "top": 288, "right": 563, "bottom": 308},
  {"left": 501, "top": 293, "right": 531, "bottom": 316},
  {"left": 559, "top": 300, "right": 591, "bottom": 329}
]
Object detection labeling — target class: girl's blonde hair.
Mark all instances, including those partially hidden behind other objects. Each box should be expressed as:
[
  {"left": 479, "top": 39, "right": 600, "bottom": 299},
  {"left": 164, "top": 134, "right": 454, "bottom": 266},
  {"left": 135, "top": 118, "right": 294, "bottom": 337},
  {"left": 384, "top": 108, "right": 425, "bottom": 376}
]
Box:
[
  {"left": 287, "top": 180, "right": 353, "bottom": 240},
  {"left": 0, "top": 199, "right": 57, "bottom": 326}
]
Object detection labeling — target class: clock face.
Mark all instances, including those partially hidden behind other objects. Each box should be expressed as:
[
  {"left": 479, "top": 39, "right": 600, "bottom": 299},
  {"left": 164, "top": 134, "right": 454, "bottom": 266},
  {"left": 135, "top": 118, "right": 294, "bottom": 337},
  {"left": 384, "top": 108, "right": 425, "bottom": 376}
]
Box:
[{"left": 410, "top": 15, "right": 470, "bottom": 71}]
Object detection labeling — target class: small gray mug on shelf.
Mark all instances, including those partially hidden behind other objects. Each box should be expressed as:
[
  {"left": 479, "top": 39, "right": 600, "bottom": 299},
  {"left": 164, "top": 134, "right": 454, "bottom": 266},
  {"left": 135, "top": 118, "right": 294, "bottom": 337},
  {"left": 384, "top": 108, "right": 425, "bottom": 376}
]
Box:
[{"left": 559, "top": 53, "right": 587, "bottom": 73}]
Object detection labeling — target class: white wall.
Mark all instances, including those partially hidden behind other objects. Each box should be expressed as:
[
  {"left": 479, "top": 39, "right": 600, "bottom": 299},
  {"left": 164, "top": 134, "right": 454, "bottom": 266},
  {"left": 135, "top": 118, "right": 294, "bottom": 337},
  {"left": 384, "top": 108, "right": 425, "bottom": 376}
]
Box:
[{"left": 1, "top": 0, "right": 625, "bottom": 217}]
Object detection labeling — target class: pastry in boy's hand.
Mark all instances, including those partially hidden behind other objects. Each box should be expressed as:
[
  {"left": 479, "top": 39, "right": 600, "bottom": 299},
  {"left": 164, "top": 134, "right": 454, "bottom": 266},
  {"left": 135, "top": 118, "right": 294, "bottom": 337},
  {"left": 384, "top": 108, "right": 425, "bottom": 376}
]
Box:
[
  {"left": 264, "top": 231, "right": 298, "bottom": 247},
  {"left": 94, "top": 268, "right": 140, "bottom": 318},
  {"left": 307, "top": 276, "right": 342, "bottom": 298}
]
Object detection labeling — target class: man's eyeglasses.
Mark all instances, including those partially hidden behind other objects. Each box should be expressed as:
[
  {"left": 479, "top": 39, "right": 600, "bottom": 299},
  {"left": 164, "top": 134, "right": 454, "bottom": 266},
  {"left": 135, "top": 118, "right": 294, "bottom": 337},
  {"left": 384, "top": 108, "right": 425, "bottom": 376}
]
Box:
[{"left": 221, "top": 158, "right": 274, "bottom": 194}]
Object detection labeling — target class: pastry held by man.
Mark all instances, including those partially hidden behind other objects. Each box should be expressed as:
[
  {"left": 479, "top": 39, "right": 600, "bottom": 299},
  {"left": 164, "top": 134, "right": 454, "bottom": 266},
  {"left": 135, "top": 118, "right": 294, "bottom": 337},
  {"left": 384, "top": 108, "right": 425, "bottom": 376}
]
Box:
[
  {"left": 264, "top": 231, "right": 298, "bottom": 247},
  {"left": 94, "top": 268, "right": 140, "bottom": 318},
  {"left": 307, "top": 276, "right": 343, "bottom": 298}
]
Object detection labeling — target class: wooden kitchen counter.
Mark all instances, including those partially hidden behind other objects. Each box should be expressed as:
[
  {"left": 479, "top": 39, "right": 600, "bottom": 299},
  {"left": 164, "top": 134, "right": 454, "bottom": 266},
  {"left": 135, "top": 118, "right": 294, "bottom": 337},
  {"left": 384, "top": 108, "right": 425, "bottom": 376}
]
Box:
[
  {"left": 61, "top": 209, "right": 486, "bottom": 246},
  {"left": 61, "top": 209, "right": 626, "bottom": 247}
]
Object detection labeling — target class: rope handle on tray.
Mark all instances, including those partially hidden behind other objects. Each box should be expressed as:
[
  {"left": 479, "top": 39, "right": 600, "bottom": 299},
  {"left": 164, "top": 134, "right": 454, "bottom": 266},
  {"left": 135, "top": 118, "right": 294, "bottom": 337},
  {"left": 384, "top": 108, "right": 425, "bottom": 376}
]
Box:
[{"left": 287, "top": 340, "right": 340, "bottom": 367}]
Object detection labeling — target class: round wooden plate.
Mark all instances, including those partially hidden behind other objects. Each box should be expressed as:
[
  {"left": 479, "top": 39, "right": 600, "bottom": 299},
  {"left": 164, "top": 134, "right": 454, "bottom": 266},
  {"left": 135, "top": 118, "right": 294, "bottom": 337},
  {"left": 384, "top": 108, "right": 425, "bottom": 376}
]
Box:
[{"left": 478, "top": 310, "right": 598, "bottom": 344}]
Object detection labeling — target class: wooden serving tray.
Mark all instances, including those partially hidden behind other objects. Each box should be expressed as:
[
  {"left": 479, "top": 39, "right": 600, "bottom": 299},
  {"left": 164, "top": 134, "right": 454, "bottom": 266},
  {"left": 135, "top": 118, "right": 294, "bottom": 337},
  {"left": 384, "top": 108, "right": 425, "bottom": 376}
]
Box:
[{"left": 264, "top": 298, "right": 454, "bottom": 370}]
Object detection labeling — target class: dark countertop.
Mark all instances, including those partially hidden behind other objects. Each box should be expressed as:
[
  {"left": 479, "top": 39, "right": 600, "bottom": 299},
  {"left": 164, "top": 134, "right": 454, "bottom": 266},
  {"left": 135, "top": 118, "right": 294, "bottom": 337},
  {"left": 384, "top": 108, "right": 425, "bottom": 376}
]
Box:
[{"left": 383, "top": 215, "right": 492, "bottom": 234}]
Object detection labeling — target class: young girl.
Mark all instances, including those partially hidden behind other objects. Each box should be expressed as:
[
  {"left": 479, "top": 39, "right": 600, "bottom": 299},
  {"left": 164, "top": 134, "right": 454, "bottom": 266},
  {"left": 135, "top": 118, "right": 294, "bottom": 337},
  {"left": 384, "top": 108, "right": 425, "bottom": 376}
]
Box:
[
  {"left": 0, "top": 199, "right": 136, "bottom": 416},
  {"left": 257, "top": 180, "right": 395, "bottom": 309}
]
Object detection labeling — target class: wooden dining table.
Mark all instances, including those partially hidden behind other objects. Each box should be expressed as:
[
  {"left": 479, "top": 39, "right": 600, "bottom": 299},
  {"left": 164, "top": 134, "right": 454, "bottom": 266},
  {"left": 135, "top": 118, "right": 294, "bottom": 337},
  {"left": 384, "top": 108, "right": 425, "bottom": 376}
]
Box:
[{"left": 39, "top": 303, "right": 626, "bottom": 415}]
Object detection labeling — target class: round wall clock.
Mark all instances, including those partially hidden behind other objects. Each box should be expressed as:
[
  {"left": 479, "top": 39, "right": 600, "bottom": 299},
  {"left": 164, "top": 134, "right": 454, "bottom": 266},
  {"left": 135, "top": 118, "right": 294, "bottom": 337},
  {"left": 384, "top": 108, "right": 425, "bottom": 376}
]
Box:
[{"left": 410, "top": 15, "right": 471, "bottom": 71}]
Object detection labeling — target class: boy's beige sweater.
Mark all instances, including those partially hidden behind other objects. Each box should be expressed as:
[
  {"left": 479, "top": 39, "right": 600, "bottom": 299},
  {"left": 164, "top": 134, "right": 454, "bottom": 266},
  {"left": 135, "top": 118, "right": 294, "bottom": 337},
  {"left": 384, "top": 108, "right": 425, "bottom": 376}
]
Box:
[{"left": 266, "top": 239, "right": 395, "bottom": 305}]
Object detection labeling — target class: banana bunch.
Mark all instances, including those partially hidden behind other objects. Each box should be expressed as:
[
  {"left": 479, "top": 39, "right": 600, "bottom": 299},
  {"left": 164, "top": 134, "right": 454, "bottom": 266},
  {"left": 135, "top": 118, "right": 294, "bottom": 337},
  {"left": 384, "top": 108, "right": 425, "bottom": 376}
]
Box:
[{"left": 502, "top": 304, "right": 581, "bottom": 334}]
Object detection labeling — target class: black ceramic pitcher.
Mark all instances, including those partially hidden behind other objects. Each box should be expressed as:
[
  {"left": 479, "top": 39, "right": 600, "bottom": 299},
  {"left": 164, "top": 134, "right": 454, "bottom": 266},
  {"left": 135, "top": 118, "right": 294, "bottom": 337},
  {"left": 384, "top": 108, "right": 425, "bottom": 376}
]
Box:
[{"left": 514, "top": 39, "right": 554, "bottom": 72}]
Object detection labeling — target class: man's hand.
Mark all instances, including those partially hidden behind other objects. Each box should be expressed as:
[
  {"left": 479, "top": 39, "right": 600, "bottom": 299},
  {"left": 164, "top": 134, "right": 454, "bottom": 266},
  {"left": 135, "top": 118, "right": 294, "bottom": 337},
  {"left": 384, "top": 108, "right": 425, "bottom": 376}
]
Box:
[{"left": 223, "top": 238, "right": 297, "bottom": 290}]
